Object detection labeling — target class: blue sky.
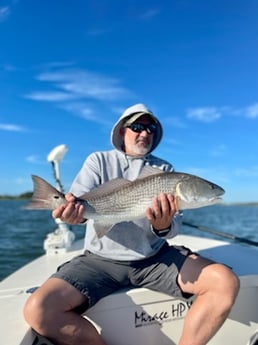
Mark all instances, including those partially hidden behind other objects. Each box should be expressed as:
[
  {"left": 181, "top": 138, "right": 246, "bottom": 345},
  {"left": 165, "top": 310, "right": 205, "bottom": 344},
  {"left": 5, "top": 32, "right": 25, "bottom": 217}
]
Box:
[{"left": 0, "top": 0, "right": 257, "bottom": 202}]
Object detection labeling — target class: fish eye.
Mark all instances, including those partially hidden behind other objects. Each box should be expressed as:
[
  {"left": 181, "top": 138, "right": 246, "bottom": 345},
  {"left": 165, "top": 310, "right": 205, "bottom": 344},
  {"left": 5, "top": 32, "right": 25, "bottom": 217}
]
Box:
[{"left": 54, "top": 195, "right": 60, "bottom": 199}]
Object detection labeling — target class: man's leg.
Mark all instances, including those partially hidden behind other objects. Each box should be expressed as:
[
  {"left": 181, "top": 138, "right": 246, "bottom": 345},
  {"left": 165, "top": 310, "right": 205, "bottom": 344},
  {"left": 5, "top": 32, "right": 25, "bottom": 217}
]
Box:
[
  {"left": 24, "top": 277, "right": 107, "bottom": 345},
  {"left": 177, "top": 254, "right": 240, "bottom": 345}
]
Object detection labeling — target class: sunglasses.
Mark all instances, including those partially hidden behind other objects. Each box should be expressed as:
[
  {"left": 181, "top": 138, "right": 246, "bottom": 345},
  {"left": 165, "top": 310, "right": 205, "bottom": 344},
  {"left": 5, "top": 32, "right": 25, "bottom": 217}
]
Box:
[{"left": 125, "top": 123, "right": 157, "bottom": 134}]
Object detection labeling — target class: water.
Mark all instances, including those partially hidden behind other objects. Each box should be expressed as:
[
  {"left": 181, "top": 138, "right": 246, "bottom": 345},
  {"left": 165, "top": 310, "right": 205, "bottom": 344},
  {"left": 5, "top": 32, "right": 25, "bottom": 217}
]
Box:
[
  {"left": 0, "top": 201, "right": 257, "bottom": 281},
  {"left": 0, "top": 200, "right": 85, "bottom": 281}
]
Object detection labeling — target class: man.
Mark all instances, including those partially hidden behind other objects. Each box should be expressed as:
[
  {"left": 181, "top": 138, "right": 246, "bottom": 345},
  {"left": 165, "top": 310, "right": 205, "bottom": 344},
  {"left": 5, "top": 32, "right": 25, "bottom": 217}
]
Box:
[{"left": 24, "top": 103, "right": 239, "bottom": 345}]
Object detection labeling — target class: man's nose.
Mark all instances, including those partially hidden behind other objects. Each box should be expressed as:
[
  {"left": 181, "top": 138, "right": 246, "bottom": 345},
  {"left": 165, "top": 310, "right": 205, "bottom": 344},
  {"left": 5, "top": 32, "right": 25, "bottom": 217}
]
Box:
[{"left": 139, "top": 129, "right": 149, "bottom": 136}]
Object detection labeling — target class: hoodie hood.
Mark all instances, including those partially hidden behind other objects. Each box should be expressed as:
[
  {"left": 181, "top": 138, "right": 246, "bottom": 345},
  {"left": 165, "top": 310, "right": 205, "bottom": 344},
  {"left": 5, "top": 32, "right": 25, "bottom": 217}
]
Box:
[{"left": 111, "top": 103, "right": 163, "bottom": 154}]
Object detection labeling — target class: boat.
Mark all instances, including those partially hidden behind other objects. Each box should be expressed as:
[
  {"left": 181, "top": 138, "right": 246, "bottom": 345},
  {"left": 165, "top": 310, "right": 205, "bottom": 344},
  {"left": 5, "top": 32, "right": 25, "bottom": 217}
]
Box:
[{"left": 1, "top": 145, "right": 258, "bottom": 345}]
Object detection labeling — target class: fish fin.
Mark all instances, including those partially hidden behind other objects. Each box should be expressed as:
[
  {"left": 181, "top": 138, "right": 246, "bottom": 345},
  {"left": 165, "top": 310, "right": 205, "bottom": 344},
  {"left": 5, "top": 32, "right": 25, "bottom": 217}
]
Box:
[
  {"left": 24, "top": 175, "right": 65, "bottom": 210},
  {"left": 138, "top": 165, "right": 165, "bottom": 179},
  {"left": 175, "top": 181, "right": 187, "bottom": 209},
  {"left": 94, "top": 222, "right": 112, "bottom": 238},
  {"left": 175, "top": 195, "right": 180, "bottom": 212},
  {"left": 79, "top": 178, "right": 132, "bottom": 201}
]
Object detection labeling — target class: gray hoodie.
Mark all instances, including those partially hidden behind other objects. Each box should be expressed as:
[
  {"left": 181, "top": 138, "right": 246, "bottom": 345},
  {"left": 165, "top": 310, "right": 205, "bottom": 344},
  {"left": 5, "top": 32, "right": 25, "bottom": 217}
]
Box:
[{"left": 70, "top": 104, "right": 182, "bottom": 260}]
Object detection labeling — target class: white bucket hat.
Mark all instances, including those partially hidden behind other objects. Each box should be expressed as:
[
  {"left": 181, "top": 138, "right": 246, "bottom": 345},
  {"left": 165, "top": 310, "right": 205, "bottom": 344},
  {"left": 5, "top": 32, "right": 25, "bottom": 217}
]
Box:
[{"left": 111, "top": 103, "right": 163, "bottom": 153}]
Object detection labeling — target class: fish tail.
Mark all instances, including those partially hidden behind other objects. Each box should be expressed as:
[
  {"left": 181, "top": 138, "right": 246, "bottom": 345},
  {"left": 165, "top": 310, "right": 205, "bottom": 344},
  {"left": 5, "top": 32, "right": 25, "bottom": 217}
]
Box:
[{"left": 25, "top": 175, "right": 65, "bottom": 210}]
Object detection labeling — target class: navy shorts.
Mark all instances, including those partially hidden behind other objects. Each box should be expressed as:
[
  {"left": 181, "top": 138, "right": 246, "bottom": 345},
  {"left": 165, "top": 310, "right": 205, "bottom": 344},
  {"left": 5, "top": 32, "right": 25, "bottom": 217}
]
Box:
[{"left": 51, "top": 242, "right": 193, "bottom": 312}]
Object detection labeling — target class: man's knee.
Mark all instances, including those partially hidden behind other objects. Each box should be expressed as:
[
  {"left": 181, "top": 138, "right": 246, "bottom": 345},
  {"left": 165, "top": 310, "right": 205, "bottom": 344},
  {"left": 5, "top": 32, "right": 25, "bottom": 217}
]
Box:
[
  {"left": 203, "top": 263, "right": 240, "bottom": 307},
  {"left": 23, "top": 286, "right": 59, "bottom": 333},
  {"left": 24, "top": 293, "right": 46, "bottom": 331},
  {"left": 218, "top": 264, "right": 240, "bottom": 302},
  {"left": 179, "top": 255, "right": 240, "bottom": 307}
]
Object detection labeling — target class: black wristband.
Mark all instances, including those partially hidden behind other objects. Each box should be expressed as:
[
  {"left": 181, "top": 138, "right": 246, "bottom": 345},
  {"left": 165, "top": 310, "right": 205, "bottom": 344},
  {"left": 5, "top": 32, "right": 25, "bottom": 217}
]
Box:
[{"left": 152, "top": 226, "right": 170, "bottom": 237}]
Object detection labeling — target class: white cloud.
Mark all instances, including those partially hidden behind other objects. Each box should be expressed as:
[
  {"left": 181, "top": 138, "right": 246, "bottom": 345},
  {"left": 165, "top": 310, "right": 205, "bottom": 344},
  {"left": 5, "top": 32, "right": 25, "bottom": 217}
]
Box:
[
  {"left": 0, "top": 123, "right": 26, "bottom": 131},
  {"left": 186, "top": 103, "right": 258, "bottom": 122},
  {"left": 139, "top": 8, "right": 160, "bottom": 20},
  {"left": 25, "top": 91, "right": 78, "bottom": 102},
  {"left": 245, "top": 103, "right": 258, "bottom": 118},
  {"left": 26, "top": 155, "right": 45, "bottom": 165},
  {"left": 24, "top": 67, "right": 133, "bottom": 124},
  {"left": 187, "top": 107, "right": 222, "bottom": 122},
  {"left": 0, "top": 6, "right": 10, "bottom": 22},
  {"left": 32, "top": 69, "right": 132, "bottom": 101},
  {"left": 3, "top": 63, "right": 17, "bottom": 71},
  {"left": 43, "top": 61, "right": 75, "bottom": 69},
  {"left": 60, "top": 102, "right": 112, "bottom": 125}
]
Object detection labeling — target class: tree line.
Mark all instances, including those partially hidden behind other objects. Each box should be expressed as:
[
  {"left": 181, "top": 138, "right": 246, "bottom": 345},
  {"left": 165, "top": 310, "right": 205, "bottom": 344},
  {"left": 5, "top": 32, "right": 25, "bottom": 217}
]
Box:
[{"left": 0, "top": 192, "right": 33, "bottom": 200}]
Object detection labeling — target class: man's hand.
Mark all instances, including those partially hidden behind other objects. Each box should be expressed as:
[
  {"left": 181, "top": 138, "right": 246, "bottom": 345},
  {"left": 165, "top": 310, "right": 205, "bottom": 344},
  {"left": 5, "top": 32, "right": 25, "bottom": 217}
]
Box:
[
  {"left": 145, "top": 193, "right": 177, "bottom": 231},
  {"left": 52, "top": 193, "right": 86, "bottom": 224}
]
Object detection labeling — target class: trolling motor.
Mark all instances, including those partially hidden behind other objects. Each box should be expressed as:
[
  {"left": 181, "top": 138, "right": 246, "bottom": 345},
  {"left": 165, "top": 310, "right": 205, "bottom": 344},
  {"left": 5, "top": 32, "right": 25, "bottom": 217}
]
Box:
[{"left": 43, "top": 144, "right": 75, "bottom": 254}]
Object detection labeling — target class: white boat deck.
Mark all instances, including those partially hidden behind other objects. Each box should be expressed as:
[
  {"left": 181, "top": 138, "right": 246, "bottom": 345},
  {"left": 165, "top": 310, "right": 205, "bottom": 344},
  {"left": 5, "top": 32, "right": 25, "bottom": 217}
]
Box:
[{"left": 1, "top": 234, "right": 258, "bottom": 345}]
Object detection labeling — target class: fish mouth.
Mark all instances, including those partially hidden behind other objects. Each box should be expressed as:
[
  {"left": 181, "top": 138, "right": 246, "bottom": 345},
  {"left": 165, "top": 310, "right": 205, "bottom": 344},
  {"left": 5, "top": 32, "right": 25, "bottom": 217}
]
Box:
[{"left": 209, "top": 196, "right": 223, "bottom": 204}]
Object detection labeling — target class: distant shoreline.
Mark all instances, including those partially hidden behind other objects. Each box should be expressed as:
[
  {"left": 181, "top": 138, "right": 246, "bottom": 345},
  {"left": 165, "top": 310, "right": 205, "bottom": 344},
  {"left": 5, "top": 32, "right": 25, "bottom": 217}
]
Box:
[
  {"left": 223, "top": 202, "right": 258, "bottom": 206},
  {"left": 0, "top": 192, "right": 32, "bottom": 200}
]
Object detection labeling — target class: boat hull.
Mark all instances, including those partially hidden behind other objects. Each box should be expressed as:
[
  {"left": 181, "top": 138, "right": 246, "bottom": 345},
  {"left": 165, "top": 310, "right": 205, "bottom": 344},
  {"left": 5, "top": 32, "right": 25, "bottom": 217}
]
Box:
[
  {"left": 85, "top": 276, "right": 258, "bottom": 345},
  {"left": 1, "top": 235, "right": 258, "bottom": 345}
]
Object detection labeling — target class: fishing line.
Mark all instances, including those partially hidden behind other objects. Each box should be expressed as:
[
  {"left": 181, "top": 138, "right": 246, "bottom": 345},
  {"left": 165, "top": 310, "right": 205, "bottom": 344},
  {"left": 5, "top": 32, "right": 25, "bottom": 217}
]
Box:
[{"left": 182, "top": 221, "right": 258, "bottom": 248}]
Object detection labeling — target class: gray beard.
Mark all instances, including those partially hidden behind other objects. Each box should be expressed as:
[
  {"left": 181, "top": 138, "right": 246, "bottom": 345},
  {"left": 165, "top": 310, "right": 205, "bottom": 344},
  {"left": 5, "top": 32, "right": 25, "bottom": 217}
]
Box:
[{"left": 127, "top": 142, "right": 151, "bottom": 156}]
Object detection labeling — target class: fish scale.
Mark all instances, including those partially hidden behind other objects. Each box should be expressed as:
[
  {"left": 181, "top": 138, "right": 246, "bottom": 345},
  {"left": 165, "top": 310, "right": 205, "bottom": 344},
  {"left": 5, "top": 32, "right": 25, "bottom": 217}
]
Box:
[{"left": 84, "top": 173, "right": 175, "bottom": 220}]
